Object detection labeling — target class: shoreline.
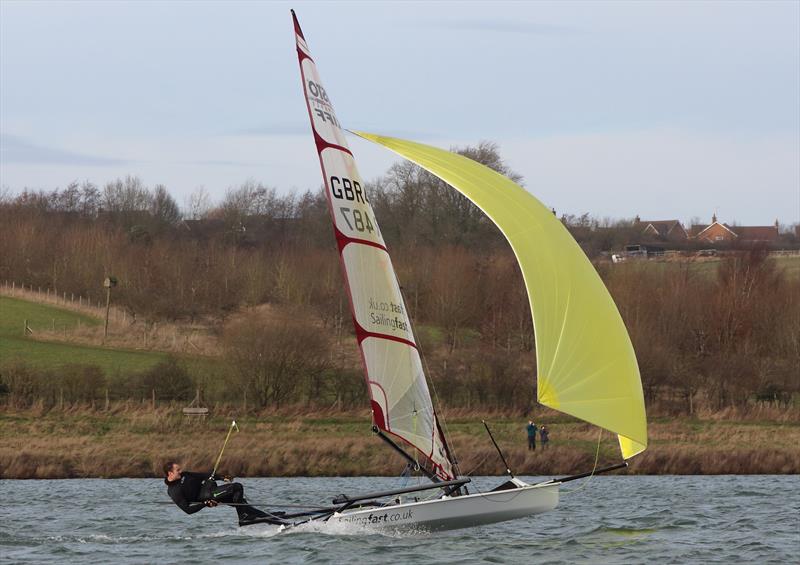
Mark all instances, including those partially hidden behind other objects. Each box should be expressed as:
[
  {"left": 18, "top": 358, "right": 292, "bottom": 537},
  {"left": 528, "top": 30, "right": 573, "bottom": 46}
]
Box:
[{"left": 2, "top": 406, "right": 798, "bottom": 479}]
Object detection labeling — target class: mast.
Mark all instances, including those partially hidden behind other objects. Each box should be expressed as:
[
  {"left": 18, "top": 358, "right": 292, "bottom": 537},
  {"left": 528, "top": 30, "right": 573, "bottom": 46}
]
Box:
[{"left": 291, "top": 11, "right": 455, "bottom": 480}]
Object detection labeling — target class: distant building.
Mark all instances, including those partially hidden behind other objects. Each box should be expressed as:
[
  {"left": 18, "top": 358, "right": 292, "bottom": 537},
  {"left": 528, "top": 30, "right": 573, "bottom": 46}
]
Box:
[
  {"left": 690, "top": 214, "right": 779, "bottom": 245},
  {"left": 635, "top": 216, "right": 688, "bottom": 241},
  {"left": 625, "top": 243, "right": 665, "bottom": 257}
]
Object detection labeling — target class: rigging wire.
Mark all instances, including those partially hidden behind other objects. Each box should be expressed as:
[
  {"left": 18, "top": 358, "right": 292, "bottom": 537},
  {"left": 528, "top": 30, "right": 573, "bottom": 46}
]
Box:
[
  {"left": 461, "top": 449, "right": 494, "bottom": 478},
  {"left": 401, "top": 286, "right": 462, "bottom": 478},
  {"left": 417, "top": 337, "right": 462, "bottom": 476},
  {"left": 561, "top": 428, "right": 603, "bottom": 495}
]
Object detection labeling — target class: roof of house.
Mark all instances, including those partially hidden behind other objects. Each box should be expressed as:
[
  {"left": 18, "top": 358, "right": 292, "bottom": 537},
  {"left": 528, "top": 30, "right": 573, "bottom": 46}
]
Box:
[
  {"left": 689, "top": 224, "right": 708, "bottom": 237},
  {"left": 639, "top": 219, "right": 686, "bottom": 237},
  {"left": 732, "top": 226, "right": 779, "bottom": 241},
  {"left": 691, "top": 221, "right": 779, "bottom": 241}
]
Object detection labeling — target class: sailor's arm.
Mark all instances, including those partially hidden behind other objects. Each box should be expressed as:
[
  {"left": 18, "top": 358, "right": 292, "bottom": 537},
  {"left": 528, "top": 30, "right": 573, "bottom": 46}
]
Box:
[
  {"left": 169, "top": 487, "right": 205, "bottom": 514},
  {"left": 182, "top": 471, "right": 229, "bottom": 482}
]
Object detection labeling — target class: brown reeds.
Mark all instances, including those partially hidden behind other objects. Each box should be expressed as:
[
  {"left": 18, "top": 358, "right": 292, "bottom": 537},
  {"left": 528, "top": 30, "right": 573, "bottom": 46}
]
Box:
[{"left": 1, "top": 403, "right": 797, "bottom": 479}]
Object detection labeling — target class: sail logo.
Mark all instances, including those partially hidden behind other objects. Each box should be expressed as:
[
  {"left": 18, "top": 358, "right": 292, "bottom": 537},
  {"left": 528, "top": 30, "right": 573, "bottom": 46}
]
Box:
[
  {"left": 307, "top": 80, "right": 330, "bottom": 103},
  {"left": 368, "top": 297, "right": 409, "bottom": 333},
  {"left": 307, "top": 80, "right": 341, "bottom": 127},
  {"left": 369, "top": 297, "right": 404, "bottom": 315},
  {"left": 314, "top": 107, "right": 341, "bottom": 128}
]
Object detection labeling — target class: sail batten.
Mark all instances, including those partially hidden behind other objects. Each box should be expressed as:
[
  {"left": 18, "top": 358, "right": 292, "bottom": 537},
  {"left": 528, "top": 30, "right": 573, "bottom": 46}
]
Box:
[
  {"left": 352, "top": 132, "right": 648, "bottom": 460},
  {"left": 292, "top": 13, "right": 454, "bottom": 479}
]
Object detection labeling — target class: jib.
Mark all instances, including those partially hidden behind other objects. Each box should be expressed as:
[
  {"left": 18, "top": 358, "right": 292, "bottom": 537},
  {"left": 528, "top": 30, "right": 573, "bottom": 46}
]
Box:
[{"left": 331, "top": 176, "right": 367, "bottom": 203}]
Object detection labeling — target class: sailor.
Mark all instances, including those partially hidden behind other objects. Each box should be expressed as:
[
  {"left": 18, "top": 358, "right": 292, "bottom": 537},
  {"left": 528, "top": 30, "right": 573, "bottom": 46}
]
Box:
[
  {"left": 526, "top": 420, "right": 538, "bottom": 451},
  {"left": 163, "top": 461, "right": 276, "bottom": 526}
]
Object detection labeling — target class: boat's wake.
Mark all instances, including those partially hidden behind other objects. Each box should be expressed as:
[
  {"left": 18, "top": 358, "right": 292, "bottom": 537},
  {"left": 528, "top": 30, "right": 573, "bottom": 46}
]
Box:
[{"left": 224, "top": 518, "right": 425, "bottom": 539}]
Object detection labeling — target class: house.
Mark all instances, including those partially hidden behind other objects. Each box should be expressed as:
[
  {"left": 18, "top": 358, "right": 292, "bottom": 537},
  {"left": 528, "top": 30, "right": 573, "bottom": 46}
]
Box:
[
  {"left": 690, "top": 214, "right": 779, "bottom": 245},
  {"left": 635, "top": 216, "right": 688, "bottom": 241}
]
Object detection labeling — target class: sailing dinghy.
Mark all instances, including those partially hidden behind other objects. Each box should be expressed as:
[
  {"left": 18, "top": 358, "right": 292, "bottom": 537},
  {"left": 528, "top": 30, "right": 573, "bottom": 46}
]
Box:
[{"left": 271, "top": 11, "right": 648, "bottom": 533}]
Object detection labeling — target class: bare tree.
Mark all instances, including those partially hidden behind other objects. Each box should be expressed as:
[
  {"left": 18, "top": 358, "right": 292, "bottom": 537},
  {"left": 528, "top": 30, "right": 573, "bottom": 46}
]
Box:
[
  {"left": 150, "top": 184, "right": 180, "bottom": 227},
  {"left": 224, "top": 311, "right": 330, "bottom": 407},
  {"left": 185, "top": 186, "right": 212, "bottom": 220}
]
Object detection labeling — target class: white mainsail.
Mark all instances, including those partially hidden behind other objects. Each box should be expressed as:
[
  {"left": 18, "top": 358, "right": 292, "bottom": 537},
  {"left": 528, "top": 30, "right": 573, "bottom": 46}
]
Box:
[{"left": 291, "top": 12, "right": 454, "bottom": 480}]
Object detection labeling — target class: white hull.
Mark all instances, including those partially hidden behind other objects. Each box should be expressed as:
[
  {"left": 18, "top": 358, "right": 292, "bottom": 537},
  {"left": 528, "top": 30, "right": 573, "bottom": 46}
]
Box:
[{"left": 326, "top": 479, "right": 559, "bottom": 532}]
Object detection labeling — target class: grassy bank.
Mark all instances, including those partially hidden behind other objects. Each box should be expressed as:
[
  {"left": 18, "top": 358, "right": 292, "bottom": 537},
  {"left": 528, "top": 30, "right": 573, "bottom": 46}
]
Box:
[
  {"left": 0, "top": 296, "right": 168, "bottom": 373},
  {"left": 1, "top": 405, "right": 797, "bottom": 479},
  {"left": 0, "top": 296, "right": 224, "bottom": 393}
]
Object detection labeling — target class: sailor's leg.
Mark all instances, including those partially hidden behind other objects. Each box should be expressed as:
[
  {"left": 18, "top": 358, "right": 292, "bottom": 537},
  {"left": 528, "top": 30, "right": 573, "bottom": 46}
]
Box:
[
  {"left": 209, "top": 482, "right": 243, "bottom": 503},
  {"left": 210, "top": 482, "right": 270, "bottom": 520}
]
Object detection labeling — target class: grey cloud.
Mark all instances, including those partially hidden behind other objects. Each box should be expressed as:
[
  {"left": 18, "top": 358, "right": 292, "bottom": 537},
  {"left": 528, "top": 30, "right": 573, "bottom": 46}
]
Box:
[
  {"left": 0, "top": 134, "right": 127, "bottom": 166},
  {"left": 181, "top": 160, "right": 261, "bottom": 167},
  {"left": 229, "top": 122, "right": 309, "bottom": 136},
  {"left": 346, "top": 126, "right": 444, "bottom": 141},
  {"left": 229, "top": 123, "right": 441, "bottom": 141},
  {"left": 433, "top": 19, "right": 579, "bottom": 36}
]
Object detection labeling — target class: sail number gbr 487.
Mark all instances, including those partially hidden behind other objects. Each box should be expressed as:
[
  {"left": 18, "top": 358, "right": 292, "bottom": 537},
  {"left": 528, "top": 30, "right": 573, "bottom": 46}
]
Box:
[{"left": 330, "top": 174, "right": 379, "bottom": 238}]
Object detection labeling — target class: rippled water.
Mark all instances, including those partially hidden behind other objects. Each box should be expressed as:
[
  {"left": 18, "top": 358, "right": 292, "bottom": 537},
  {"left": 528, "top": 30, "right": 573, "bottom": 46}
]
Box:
[{"left": 2, "top": 476, "right": 798, "bottom": 564}]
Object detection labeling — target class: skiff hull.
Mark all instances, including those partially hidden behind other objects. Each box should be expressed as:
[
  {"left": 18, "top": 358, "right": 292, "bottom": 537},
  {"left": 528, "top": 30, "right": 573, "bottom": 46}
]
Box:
[{"left": 327, "top": 481, "right": 559, "bottom": 532}]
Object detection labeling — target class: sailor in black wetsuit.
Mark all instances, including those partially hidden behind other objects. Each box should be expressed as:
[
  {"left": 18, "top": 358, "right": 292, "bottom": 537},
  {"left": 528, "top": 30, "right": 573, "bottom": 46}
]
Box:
[{"left": 163, "top": 461, "right": 279, "bottom": 526}]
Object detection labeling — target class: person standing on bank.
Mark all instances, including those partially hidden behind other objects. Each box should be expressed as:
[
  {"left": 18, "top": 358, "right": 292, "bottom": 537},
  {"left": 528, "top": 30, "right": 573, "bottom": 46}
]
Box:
[
  {"left": 540, "top": 425, "right": 550, "bottom": 450},
  {"left": 526, "top": 420, "right": 538, "bottom": 451},
  {"left": 163, "top": 461, "right": 276, "bottom": 526}
]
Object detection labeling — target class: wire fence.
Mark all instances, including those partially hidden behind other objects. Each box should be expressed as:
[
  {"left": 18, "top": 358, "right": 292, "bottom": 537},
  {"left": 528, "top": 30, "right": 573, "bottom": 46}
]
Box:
[{"left": 1, "top": 280, "right": 214, "bottom": 354}]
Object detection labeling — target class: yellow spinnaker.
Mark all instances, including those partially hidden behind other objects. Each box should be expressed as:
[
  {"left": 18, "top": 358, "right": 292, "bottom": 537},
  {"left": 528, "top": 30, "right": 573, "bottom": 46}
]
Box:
[{"left": 352, "top": 132, "right": 647, "bottom": 459}]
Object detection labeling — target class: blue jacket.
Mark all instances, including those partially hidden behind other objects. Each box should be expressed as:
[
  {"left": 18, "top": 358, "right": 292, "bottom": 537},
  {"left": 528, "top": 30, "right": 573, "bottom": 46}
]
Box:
[{"left": 526, "top": 423, "right": 538, "bottom": 438}]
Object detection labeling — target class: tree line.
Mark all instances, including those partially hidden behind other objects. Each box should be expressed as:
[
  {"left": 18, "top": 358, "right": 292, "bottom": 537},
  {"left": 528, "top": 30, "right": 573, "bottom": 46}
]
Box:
[{"left": 1, "top": 143, "right": 798, "bottom": 413}]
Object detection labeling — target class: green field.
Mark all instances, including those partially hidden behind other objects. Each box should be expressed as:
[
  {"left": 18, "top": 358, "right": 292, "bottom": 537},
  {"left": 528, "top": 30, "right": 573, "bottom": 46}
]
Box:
[
  {"left": 0, "top": 296, "right": 168, "bottom": 373},
  {"left": 617, "top": 254, "right": 800, "bottom": 279},
  {"left": 773, "top": 255, "right": 800, "bottom": 278}
]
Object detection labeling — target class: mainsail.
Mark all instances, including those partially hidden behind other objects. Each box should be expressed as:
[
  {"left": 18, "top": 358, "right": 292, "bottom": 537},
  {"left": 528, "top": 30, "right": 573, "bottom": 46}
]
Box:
[
  {"left": 291, "top": 13, "right": 454, "bottom": 479},
  {"left": 351, "top": 133, "right": 648, "bottom": 460}
]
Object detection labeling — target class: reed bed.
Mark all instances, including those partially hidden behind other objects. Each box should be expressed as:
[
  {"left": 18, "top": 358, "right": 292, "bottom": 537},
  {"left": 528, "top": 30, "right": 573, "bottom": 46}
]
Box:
[{"left": 1, "top": 404, "right": 797, "bottom": 478}]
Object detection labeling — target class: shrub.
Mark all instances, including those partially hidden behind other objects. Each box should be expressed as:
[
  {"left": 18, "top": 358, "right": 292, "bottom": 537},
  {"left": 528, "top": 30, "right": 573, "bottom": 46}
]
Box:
[{"left": 134, "top": 357, "right": 194, "bottom": 401}]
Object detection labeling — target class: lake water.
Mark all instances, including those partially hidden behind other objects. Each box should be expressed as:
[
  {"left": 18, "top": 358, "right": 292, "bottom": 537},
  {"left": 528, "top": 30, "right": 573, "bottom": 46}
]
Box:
[{"left": 2, "top": 476, "right": 798, "bottom": 564}]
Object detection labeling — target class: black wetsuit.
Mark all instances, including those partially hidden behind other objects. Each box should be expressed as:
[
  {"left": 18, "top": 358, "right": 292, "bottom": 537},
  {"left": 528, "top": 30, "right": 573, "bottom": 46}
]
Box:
[
  {"left": 165, "top": 471, "right": 274, "bottom": 525},
  {"left": 165, "top": 471, "right": 221, "bottom": 515}
]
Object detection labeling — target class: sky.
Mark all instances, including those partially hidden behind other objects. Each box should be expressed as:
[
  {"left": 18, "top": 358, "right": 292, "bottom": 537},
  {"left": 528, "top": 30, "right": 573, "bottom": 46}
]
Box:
[{"left": 1, "top": 0, "right": 798, "bottom": 226}]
